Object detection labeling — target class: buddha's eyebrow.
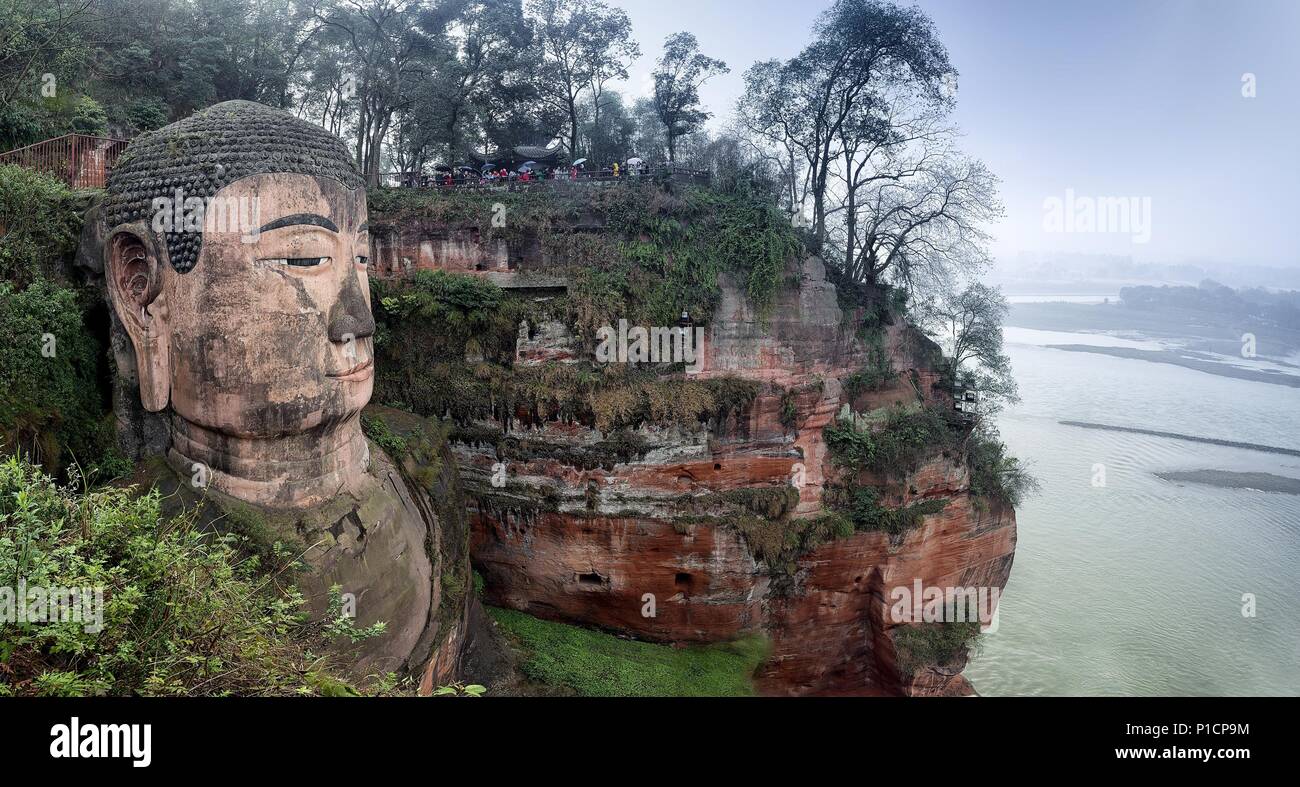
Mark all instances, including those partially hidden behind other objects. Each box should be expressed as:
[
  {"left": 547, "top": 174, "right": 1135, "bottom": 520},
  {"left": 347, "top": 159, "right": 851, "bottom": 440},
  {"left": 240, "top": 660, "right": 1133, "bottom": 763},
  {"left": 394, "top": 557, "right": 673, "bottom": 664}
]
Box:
[{"left": 257, "top": 213, "right": 338, "bottom": 233}]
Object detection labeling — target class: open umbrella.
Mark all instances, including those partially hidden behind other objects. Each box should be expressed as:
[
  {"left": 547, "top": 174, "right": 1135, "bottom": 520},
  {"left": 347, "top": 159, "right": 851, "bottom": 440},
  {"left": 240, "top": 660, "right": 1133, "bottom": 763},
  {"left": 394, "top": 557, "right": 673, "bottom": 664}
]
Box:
[
  {"left": 518, "top": 160, "right": 539, "bottom": 172},
  {"left": 626, "top": 157, "right": 643, "bottom": 168},
  {"left": 572, "top": 158, "right": 588, "bottom": 168}
]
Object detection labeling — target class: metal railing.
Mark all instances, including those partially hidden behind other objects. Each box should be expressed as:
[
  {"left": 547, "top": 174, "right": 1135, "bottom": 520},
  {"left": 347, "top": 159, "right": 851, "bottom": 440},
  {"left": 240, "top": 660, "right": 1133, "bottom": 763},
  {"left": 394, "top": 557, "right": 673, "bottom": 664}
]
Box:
[{"left": 0, "top": 134, "right": 129, "bottom": 189}]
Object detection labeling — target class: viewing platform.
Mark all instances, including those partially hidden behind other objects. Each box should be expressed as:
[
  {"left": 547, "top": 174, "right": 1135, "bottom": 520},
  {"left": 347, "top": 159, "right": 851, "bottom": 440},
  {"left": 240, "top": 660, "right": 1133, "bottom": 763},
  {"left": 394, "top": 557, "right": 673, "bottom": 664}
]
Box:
[{"left": 0, "top": 134, "right": 128, "bottom": 189}]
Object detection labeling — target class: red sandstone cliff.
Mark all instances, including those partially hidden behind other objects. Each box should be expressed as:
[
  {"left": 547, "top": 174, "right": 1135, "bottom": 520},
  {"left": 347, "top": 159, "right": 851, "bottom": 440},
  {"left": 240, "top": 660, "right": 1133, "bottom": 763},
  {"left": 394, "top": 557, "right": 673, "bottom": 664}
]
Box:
[{"left": 371, "top": 214, "right": 1017, "bottom": 696}]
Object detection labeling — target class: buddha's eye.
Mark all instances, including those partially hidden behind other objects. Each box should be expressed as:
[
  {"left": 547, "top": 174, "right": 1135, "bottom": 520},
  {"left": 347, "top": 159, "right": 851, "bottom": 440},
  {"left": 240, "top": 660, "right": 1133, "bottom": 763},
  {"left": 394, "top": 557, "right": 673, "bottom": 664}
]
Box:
[
  {"left": 264, "top": 256, "right": 330, "bottom": 267},
  {"left": 355, "top": 255, "right": 369, "bottom": 267}
]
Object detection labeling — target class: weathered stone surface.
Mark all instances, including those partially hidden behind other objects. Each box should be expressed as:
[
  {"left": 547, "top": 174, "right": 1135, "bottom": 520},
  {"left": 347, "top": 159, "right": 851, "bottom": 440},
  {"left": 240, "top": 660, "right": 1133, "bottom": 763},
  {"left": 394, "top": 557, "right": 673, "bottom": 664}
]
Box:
[
  {"left": 757, "top": 496, "right": 1016, "bottom": 696},
  {"left": 90, "top": 101, "right": 477, "bottom": 690},
  {"left": 135, "top": 442, "right": 457, "bottom": 679},
  {"left": 516, "top": 319, "right": 580, "bottom": 365},
  {"left": 371, "top": 224, "right": 509, "bottom": 277},
  {"left": 472, "top": 510, "right": 767, "bottom": 642},
  {"left": 366, "top": 185, "right": 1019, "bottom": 695},
  {"left": 450, "top": 255, "right": 1014, "bottom": 694}
]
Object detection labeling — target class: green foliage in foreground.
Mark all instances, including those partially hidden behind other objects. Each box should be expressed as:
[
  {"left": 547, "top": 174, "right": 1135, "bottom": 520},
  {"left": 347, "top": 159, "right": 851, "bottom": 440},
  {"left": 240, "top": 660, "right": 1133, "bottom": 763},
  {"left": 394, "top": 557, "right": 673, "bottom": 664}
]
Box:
[
  {"left": 0, "top": 165, "right": 120, "bottom": 480},
  {"left": 0, "top": 457, "right": 371, "bottom": 696},
  {"left": 487, "top": 606, "right": 767, "bottom": 697},
  {"left": 0, "top": 164, "right": 85, "bottom": 286}
]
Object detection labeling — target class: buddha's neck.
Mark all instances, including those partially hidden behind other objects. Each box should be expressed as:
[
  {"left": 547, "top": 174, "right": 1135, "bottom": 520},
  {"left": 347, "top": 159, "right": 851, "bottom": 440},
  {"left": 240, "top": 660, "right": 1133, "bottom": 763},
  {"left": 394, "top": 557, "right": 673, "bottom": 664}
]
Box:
[{"left": 167, "top": 414, "right": 370, "bottom": 509}]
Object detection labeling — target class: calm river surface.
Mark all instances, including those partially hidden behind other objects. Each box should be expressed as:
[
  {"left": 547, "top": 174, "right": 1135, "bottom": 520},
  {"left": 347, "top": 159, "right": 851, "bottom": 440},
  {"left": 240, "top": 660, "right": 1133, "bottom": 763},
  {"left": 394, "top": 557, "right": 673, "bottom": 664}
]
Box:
[{"left": 964, "top": 323, "right": 1300, "bottom": 696}]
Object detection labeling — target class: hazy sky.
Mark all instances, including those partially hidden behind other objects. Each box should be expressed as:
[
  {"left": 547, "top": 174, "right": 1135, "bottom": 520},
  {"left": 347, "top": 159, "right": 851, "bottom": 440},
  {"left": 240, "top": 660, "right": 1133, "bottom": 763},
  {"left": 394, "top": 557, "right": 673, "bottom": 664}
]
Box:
[{"left": 613, "top": 0, "right": 1300, "bottom": 268}]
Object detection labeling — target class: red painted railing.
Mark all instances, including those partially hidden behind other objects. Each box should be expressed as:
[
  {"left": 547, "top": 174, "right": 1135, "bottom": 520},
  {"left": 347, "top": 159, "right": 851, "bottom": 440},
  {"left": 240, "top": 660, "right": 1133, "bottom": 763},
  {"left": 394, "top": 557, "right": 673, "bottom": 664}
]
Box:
[{"left": 0, "top": 134, "right": 129, "bottom": 189}]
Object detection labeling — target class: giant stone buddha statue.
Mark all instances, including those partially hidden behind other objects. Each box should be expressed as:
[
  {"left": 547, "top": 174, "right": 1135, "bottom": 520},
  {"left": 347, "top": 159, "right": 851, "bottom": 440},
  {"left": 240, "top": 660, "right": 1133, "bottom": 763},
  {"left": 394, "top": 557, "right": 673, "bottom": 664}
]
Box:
[{"left": 90, "top": 100, "right": 464, "bottom": 686}]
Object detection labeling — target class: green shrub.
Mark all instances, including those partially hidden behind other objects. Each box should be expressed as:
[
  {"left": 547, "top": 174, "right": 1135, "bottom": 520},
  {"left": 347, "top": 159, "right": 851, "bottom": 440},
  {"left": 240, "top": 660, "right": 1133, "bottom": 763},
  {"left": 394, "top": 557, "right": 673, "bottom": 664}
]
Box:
[
  {"left": 843, "top": 332, "right": 896, "bottom": 396},
  {"left": 0, "top": 278, "right": 116, "bottom": 478},
  {"left": 361, "top": 412, "right": 408, "bottom": 458},
  {"left": 373, "top": 270, "right": 520, "bottom": 363},
  {"left": 0, "top": 164, "right": 84, "bottom": 286},
  {"left": 966, "top": 426, "right": 1038, "bottom": 507},
  {"left": 892, "top": 615, "right": 982, "bottom": 675},
  {"left": 0, "top": 457, "right": 371, "bottom": 696},
  {"left": 827, "top": 484, "right": 948, "bottom": 536},
  {"left": 824, "top": 405, "right": 956, "bottom": 476}
]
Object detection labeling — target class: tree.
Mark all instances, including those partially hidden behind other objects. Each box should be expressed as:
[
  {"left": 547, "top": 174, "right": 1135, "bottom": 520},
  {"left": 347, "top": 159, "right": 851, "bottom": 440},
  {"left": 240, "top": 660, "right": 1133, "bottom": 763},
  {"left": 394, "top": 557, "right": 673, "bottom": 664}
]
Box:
[
  {"left": 737, "top": 0, "right": 954, "bottom": 248},
  {"left": 578, "top": 89, "right": 634, "bottom": 168},
  {"left": 397, "top": 0, "right": 538, "bottom": 170},
  {"left": 924, "top": 282, "right": 1017, "bottom": 411},
  {"left": 0, "top": 0, "right": 96, "bottom": 148},
  {"left": 0, "top": 0, "right": 94, "bottom": 106},
  {"left": 309, "top": 0, "right": 450, "bottom": 185},
  {"left": 650, "top": 32, "right": 726, "bottom": 163},
  {"left": 528, "top": 0, "right": 637, "bottom": 159},
  {"left": 837, "top": 146, "right": 1001, "bottom": 294}
]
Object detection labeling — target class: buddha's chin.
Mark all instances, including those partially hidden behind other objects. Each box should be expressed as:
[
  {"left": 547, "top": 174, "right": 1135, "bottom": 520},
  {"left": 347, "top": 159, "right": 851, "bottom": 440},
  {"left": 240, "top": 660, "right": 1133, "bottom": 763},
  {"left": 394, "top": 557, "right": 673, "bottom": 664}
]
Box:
[{"left": 336, "top": 377, "right": 374, "bottom": 416}]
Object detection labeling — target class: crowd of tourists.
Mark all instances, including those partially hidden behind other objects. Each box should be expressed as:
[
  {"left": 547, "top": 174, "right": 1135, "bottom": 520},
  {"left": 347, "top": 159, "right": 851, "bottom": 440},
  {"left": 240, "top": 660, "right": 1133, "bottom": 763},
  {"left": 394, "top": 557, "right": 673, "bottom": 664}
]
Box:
[{"left": 394, "top": 157, "right": 654, "bottom": 188}]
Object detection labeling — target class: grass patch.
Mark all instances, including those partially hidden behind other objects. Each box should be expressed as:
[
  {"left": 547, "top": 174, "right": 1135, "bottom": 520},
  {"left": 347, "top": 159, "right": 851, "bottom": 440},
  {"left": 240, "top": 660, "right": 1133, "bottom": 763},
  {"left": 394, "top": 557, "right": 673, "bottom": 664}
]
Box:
[{"left": 487, "top": 606, "right": 767, "bottom": 697}]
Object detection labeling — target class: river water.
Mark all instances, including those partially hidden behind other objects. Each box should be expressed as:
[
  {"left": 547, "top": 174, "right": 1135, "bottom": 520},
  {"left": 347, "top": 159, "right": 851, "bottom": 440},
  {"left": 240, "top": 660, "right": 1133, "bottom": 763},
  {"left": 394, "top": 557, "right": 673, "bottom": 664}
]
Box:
[{"left": 964, "top": 325, "right": 1300, "bottom": 696}]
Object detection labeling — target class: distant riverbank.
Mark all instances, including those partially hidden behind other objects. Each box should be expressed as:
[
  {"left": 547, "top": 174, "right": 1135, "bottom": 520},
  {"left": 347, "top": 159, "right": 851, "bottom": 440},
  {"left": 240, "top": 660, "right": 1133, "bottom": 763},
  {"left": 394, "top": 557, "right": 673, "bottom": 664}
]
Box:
[
  {"left": 1047, "top": 344, "right": 1300, "bottom": 388},
  {"left": 1007, "top": 301, "right": 1300, "bottom": 359}
]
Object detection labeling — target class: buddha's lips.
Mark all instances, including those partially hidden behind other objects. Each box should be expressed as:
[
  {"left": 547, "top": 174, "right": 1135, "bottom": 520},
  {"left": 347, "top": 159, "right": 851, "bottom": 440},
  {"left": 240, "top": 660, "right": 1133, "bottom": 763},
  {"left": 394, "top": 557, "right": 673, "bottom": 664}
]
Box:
[{"left": 327, "top": 358, "right": 372, "bottom": 381}]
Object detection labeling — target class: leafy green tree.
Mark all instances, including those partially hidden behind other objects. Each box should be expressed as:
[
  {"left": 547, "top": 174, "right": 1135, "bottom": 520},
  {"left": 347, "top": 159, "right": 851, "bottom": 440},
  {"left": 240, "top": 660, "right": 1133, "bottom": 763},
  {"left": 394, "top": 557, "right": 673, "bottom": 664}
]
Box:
[
  {"left": 651, "top": 32, "right": 727, "bottom": 163},
  {"left": 528, "top": 0, "right": 638, "bottom": 159},
  {"left": 578, "top": 89, "right": 634, "bottom": 168}
]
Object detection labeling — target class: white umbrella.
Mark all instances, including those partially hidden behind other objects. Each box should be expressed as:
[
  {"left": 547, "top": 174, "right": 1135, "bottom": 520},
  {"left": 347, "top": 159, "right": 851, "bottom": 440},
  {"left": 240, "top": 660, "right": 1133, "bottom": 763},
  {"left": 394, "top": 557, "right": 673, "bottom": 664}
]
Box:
[
  {"left": 572, "top": 158, "right": 588, "bottom": 167},
  {"left": 626, "top": 157, "right": 643, "bottom": 168}
]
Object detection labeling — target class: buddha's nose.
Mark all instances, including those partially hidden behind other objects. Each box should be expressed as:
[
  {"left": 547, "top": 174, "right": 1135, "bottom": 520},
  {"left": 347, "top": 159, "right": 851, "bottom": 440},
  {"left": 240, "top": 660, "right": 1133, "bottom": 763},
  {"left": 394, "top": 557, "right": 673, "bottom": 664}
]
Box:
[{"left": 328, "top": 267, "right": 375, "bottom": 342}]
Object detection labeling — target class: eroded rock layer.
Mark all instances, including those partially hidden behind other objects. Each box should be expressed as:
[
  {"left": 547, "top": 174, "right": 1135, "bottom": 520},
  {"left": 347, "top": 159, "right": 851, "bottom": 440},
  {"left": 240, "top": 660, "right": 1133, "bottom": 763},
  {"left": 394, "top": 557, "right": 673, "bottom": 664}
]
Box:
[{"left": 371, "top": 210, "right": 1017, "bottom": 696}]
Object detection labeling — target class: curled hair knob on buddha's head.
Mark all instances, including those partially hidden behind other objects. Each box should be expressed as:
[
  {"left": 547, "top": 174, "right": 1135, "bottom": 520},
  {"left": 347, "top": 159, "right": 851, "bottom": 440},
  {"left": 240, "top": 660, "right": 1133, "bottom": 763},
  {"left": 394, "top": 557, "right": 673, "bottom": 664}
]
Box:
[{"left": 103, "top": 100, "right": 363, "bottom": 273}]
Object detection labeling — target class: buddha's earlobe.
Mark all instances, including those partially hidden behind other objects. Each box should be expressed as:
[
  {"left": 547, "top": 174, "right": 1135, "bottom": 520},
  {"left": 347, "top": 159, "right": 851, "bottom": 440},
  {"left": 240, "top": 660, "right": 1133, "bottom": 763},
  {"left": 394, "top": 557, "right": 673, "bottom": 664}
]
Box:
[{"left": 105, "top": 225, "right": 171, "bottom": 411}]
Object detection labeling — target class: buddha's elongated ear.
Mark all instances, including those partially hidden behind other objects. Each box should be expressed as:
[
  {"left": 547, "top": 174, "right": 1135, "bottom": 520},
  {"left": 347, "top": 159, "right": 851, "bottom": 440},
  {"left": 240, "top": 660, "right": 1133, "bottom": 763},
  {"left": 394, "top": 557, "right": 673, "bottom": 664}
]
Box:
[{"left": 104, "top": 224, "right": 171, "bottom": 411}]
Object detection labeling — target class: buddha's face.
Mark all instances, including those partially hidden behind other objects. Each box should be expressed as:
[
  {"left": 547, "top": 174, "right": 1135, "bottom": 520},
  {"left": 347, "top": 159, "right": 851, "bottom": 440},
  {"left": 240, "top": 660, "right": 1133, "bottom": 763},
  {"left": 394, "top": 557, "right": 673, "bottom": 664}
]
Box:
[{"left": 106, "top": 173, "right": 373, "bottom": 438}]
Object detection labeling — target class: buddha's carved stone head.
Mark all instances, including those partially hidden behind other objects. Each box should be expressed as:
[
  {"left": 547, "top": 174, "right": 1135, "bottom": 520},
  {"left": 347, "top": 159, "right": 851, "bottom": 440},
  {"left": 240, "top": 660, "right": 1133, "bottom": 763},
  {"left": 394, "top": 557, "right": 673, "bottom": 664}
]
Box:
[{"left": 100, "top": 100, "right": 374, "bottom": 507}]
